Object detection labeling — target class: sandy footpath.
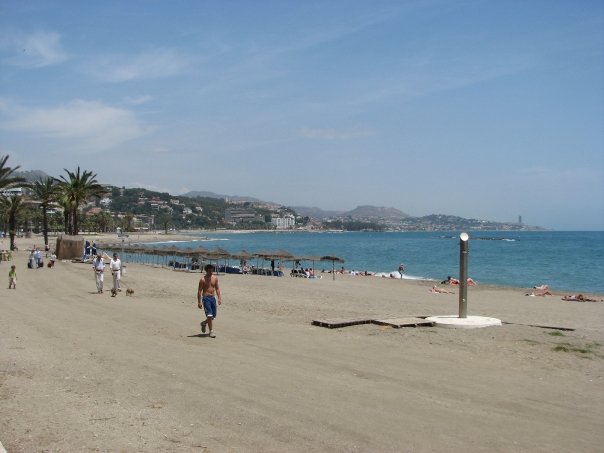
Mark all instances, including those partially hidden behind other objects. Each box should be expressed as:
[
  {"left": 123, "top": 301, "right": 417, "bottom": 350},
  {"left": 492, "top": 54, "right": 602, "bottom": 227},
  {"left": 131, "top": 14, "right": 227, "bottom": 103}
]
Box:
[{"left": 1, "top": 244, "right": 603, "bottom": 452}]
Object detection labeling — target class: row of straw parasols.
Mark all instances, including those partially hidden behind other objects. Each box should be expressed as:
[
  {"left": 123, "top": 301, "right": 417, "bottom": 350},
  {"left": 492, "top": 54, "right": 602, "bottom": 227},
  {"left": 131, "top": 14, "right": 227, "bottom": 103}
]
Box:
[{"left": 96, "top": 242, "right": 344, "bottom": 278}]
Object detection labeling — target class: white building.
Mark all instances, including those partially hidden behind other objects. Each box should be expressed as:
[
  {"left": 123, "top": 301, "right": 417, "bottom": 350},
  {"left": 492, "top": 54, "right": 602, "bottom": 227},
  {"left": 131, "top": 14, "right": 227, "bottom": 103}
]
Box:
[{"left": 271, "top": 214, "right": 295, "bottom": 230}]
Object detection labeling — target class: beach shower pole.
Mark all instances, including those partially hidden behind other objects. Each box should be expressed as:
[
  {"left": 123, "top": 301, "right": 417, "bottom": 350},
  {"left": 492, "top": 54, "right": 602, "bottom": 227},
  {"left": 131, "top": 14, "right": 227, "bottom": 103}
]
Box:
[{"left": 458, "top": 232, "right": 469, "bottom": 318}]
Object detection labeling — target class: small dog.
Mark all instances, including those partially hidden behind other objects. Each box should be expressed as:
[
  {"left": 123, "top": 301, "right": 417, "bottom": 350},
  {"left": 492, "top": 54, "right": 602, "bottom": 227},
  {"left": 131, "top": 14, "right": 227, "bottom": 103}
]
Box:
[
  {"left": 126, "top": 288, "right": 134, "bottom": 296},
  {"left": 111, "top": 288, "right": 118, "bottom": 297}
]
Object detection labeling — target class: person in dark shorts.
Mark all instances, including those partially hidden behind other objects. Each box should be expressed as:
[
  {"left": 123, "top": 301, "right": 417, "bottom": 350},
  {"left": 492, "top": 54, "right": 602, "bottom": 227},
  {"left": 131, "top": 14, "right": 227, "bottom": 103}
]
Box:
[{"left": 197, "top": 264, "right": 222, "bottom": 338}]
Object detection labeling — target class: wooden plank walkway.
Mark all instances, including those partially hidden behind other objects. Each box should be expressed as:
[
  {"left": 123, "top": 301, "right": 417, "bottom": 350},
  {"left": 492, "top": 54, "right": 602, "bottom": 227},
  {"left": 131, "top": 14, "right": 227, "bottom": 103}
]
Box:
[
  {"left": 312, "top": 316, "right": 434, "bottom": 329},
  {"left": 311, "top": 318, "right": 373, "bottom": 329},
  {"left": 372, "top": 317, "right": 435, "bottom": 328}
]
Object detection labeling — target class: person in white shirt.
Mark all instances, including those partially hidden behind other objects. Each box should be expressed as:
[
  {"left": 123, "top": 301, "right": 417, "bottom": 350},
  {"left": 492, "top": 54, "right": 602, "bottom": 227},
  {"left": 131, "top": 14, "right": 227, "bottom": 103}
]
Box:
[
  {"left": 110, "top": 252, "right": 122, "bottom": 293},
  {"left": 34, "top": 248, "right": 42, "bottom": 268},
  {"left": 92, "top": 252, "right": 105, "bottom": 294}
]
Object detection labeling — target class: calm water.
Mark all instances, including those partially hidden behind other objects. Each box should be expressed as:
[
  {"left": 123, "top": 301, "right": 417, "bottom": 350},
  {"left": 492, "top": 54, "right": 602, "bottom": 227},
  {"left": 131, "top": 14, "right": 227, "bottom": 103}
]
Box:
[{"left": 140, "top": 231, "right": 604, "bottom": 294}]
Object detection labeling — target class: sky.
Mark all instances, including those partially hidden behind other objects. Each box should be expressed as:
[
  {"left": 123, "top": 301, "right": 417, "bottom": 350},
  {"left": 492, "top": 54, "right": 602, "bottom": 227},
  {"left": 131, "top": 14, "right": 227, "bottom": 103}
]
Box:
[{"left": 1, "top": 0, "right": 603, "bottom": 230}]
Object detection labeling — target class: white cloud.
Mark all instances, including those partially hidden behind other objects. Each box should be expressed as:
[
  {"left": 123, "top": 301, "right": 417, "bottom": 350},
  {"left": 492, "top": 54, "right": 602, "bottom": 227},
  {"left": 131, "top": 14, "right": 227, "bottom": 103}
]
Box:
[
  {"left": 3, "top": 31, "right": 68, "bottom": 68},
  {"left": 0, "top": 99, "right": 145, "bottom": 150},
  {"left": 299, "top": 127, "right": 374, "bottom": 140},
  {"left": 123, "top": 95, "right": 154, "bottom": 105},
  {"left": 83, "top": 48, "right": 190, "bottom": 82}
]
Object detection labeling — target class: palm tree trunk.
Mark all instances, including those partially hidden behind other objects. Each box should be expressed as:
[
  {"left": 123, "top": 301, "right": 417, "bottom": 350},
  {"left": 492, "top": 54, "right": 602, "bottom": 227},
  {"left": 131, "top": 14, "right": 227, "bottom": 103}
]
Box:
[
  {"left": 42, "top": 206, "right": 49, "bottom": 246},
  {"left": 8, "top": 215, "right": 16, "bottom": 250},
  {"left": 73, "top": 207, "right": 79, "bottom": 235},
  {"left": 9, "top": 230, "right": 16, "bottom": 251}
]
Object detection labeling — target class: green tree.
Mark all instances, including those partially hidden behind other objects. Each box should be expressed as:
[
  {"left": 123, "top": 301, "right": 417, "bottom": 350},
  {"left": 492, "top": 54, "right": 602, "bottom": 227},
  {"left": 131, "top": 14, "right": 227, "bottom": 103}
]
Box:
[
  {"left": 49, "top": 211, "right": 63, "bottom": 234},
  {"left": 157, "top": 213, "right": 171, "bottom": 234},
  {"left": 56, "top": 191, "right": 73, "bottom": 234},
  {"left": 0, "top": 155, "right": 25, "bottom": 192},
  {"left": 123, "top": 213, "right": 135, "bottom": 232},
  {"left": 91, "top": 211, "right": 113, "bottom": 233},
  {"left": 57, "top": 167, "right": 106, "bottom": 235},
  {"left": 0, "top": 195, "right": 25, "bottom": 250},
  {"left": 29, "top": 177, "right": 61, "bottom": 247}
]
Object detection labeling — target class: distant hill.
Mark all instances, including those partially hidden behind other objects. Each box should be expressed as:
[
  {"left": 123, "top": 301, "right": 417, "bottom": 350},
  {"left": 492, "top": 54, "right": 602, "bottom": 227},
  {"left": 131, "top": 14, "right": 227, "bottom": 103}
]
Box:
[
  {"left": 292, "top": 206, "right": 344, "bottom": 219},
  {"left": 293, "top": 205, "right": 409, "bottom": 220},
  {"left": 343, "top": 205, "right": 409, "bottom": 219},
  {"left": 14, "top": 169, "right": 50, "bottom": 182},
  {"left": 180, "top": 190, "right": 263, "bottom": 203}
]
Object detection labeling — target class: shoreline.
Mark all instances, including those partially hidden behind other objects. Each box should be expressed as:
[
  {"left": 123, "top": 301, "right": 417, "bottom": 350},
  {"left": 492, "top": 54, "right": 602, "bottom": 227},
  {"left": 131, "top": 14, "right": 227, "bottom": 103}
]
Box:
[{"left": 6, "top": 231, "right": 604, "bottom": 298}]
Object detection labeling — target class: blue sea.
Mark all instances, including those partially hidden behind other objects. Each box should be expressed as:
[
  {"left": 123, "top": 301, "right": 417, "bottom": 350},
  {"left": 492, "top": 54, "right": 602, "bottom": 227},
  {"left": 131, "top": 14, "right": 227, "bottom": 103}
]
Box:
[{"left": 137, "top": 231, "right": 604, "bottom": 294}]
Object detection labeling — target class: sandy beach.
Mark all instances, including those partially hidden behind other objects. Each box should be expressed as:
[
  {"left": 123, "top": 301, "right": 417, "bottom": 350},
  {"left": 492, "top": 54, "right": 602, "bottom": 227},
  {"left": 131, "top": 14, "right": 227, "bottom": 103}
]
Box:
[{"left": 1, "top": 236, "right": 604, "bottom": 452}]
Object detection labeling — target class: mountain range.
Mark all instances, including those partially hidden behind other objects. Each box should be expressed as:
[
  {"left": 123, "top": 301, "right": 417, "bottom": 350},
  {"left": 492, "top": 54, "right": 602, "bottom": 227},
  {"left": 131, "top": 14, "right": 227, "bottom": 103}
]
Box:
[{"left": 293, "top": 205, "right": 409, "bottom": 220}]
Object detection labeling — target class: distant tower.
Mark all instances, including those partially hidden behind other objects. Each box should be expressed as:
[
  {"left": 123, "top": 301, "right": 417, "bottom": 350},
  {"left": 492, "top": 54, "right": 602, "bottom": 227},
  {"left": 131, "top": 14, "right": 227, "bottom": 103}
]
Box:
[{"left": 518, "top": 215, "right": 522, "bottom": 225}]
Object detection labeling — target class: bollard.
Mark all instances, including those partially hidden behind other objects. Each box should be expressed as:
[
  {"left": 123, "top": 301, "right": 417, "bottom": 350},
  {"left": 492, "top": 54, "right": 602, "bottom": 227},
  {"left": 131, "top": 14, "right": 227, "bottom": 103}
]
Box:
[{"left": 459, "top": 232, "right": 469, "bottom": 318}]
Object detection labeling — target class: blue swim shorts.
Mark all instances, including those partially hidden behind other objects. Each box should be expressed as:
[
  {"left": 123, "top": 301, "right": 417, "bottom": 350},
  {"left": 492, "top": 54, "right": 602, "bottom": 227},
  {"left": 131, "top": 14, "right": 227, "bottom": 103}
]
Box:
[{"left": 202, "top": 295, "right": 217, "bottom": 318}]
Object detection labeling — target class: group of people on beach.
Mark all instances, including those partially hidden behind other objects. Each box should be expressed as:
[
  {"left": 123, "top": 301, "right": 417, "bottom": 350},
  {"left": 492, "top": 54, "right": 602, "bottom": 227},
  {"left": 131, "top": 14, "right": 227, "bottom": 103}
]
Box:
[
  {"left": 441, "top": 276, "right": 477, "bottom": 286},
  {"left": 27, "top": 246, "right": 56, "bottom": 269},
  {"left": 7, "top": 244, "right": 57, "bottom": 289},
  {"left": 91, "top": 251, "right": 122, "bottom": 295}
]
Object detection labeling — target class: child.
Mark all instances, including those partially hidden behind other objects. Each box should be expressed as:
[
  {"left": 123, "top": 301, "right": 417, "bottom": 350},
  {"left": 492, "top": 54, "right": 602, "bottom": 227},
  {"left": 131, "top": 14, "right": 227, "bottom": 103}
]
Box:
[{"left": 8, "top": 265, "right": 17, "bottom": 289}]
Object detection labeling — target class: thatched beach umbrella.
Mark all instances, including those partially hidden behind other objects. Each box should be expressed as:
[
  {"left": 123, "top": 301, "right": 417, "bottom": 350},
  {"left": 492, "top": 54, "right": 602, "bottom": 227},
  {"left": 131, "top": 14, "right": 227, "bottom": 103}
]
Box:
[
  {"left": 177, "top": 247, "right": 198, "bottom": 270},
  {"left": 232, "top": 249, "right": 253, "bottom": 259},
  {"left": 231, "top": 249, "right": 253, "bottom": 264},
  {"left": 321, "top": 255, "right": 345, "bottom": 280},
  {"left": 230, "top": 250, "right": 253, "bottom": 272},
  {"left": 253, "top": 250, "right": 273, "bottom": 272},
  {"left": 273, "top": 249, "right": 294, "bottom": 260},
  {"left": 269, "top": 249, "right": 294, "bottom": 275},
  {"left": 297, "top": 255, "right": 322, "bottom": 272},
  {"left": 204, "top": 247, "right": 231, "bottom": 272},
  {"left": 158, "top": 245, "right": 180, "bottom": 268}
]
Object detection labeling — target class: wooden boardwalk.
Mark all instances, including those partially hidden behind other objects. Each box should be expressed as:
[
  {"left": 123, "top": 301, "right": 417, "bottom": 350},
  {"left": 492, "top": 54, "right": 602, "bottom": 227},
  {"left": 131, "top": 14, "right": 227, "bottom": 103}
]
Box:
[
  {"left": 311, "top": 318, "right": 373, "bottom": 329},
  {"left": 372, "top": 317, "right": 435, "bottom": 328},
  {"left": 312, "top": 316, "right": 434, "bottom": 329}
]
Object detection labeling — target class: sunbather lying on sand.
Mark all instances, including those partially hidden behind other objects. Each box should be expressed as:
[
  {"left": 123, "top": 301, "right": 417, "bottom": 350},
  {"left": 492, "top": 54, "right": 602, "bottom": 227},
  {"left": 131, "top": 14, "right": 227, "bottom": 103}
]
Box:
[
  {"left": 525, "top": 290, "right": 553, "bottom": 297},
  {"left": 429, "top": 286, "right": 454, "bottom": 294},
  {"left": 561, "top": 294, "right": 598, "bottom": 302}
]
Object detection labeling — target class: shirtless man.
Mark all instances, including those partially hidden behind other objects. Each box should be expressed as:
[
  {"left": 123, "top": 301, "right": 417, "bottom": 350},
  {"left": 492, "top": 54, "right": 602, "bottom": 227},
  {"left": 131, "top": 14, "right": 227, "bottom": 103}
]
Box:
[{"left": 198, "top": 264, "right": 222, "bottom": 338}]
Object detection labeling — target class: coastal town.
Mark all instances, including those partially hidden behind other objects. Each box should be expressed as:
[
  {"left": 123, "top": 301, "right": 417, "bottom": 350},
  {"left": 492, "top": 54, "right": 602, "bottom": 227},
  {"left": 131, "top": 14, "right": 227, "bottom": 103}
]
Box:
[{"left": 8, "top": 168, "right": 544, "bottom": 239}]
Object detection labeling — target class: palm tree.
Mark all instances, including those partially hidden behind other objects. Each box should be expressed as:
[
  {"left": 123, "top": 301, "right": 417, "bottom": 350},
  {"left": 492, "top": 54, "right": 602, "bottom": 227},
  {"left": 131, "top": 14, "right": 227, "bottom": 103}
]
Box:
[
  {"left": 123, "top": 213, "right": 135, "bottom": 232},
  {"left": 92, "top": 211, "right": 113, "bottom": 232},
  {"left": 0, "top": 155, "right": 25, "bottom": 192},
  {"left": 30, "top": 177, "right": 61, "bottom": 247},
  {"left": 0, "top": 195, "right": 25, "bottom": 251},
  {"left": 56, "top": 190, "right": 73, "bottom": 234},
  {"left": 57, "top": 167, "right": 106, "bottom": 235}
]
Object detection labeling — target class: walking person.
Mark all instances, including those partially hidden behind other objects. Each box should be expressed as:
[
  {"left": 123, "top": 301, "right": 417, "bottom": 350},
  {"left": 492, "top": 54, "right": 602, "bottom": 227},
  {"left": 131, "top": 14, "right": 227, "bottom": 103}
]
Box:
[
  {"left": 197, "top": 264, "right": 222, "bottom": 338},
  {"left": 34, "top": 248, "right": 43, "bottom": 268},
  {"left": 110, "top": 252, "right": 122, "bottom": 293},
  {"left": 92, "top": 252, "right": 105, "bottom": 294},
  {"left": 8, "top": 265, "right": 17, "bottom": 289}
]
